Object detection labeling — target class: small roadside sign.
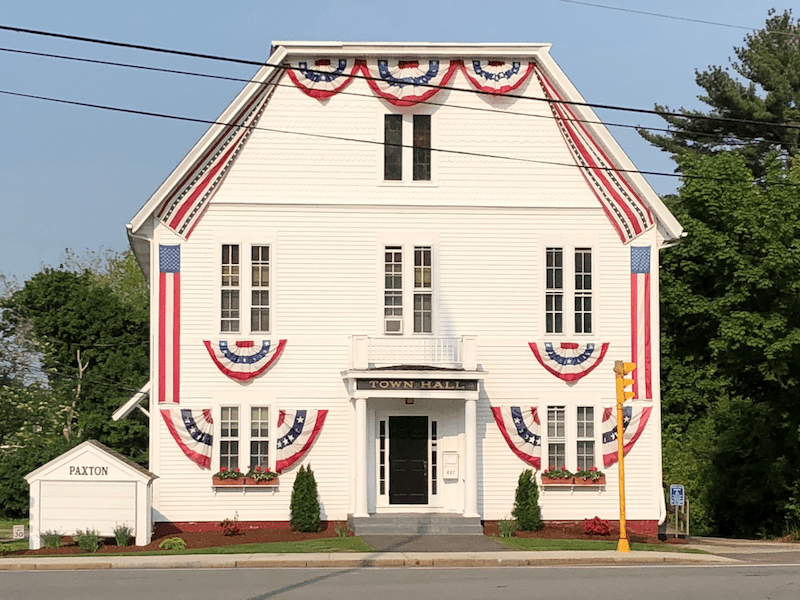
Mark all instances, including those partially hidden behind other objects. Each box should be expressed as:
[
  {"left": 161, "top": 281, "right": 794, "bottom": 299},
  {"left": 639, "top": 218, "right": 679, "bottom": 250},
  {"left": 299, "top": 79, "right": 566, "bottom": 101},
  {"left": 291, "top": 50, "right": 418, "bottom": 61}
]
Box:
[
  {"left": 12, "top": 525, "right": 25, "bottom": 540},
  {"left": 670, "top": 484, "right": 685, "bottom": 506}
]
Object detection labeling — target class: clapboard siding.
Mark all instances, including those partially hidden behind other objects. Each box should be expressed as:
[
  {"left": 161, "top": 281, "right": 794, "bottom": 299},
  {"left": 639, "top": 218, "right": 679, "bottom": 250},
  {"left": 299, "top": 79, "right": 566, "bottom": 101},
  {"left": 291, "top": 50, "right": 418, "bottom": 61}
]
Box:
[{"left": 144, "top": 48, "right": 668, "bottom": 524}]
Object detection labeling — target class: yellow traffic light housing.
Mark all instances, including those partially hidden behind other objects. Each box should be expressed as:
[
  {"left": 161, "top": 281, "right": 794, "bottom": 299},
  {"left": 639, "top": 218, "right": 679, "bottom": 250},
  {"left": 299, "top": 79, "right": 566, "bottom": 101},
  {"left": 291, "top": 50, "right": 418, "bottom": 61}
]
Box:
[{"left": 614, "top": 361, "right": 636, "bottom": 403}]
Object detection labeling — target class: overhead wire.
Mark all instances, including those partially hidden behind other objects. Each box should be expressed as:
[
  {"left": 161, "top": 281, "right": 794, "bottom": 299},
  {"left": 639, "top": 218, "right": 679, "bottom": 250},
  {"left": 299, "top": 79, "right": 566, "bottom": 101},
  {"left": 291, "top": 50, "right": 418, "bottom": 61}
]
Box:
[
  {"left": 0, "top": 45, "right": 779, "bottom": 148},
  {"left": 2, "top": 23, "right": 799, "bottom": 133}
]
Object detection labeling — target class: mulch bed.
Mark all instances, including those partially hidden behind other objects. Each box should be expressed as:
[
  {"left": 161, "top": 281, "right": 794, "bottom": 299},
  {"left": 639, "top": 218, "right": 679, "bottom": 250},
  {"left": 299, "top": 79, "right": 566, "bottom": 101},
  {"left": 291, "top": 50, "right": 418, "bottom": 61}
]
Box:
[{"left": 6, "top": 521, "right": 676, "bottom": 556}]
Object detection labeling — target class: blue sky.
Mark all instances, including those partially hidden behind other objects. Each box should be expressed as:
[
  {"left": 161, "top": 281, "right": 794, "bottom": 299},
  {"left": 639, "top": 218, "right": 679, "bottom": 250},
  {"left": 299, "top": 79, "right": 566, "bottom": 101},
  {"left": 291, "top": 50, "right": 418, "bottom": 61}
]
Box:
[{"left": 0, "top": 1, "right": 785, "bottom": 279}]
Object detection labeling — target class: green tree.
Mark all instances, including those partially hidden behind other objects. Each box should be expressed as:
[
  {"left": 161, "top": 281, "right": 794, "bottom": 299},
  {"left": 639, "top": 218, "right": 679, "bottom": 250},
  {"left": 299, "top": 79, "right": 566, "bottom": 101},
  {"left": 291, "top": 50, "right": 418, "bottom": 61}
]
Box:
[
  {"left": 290, "top": 465, "right": 321, "bottom": 532},
  {"left": 640, "top": 10, "right": 800, "bottom": 179},
  {"left": 659, "top": 152, "right": 800, "bottom": 535},
  {"left": 512, "top": 469, "right": 542, "bottom": 531}
]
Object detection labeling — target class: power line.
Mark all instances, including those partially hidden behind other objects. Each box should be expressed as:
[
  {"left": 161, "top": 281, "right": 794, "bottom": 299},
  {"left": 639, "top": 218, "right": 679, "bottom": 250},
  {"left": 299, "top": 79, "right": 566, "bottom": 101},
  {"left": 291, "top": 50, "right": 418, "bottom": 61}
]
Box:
[
  {"left": 554, "top": 0, "right": 758, "bottom": 31},
  {"left": 2, "top": 23, "right": 799, "bottom": 133},
  {"left": 3, "top": 86, "right": 798, "bottom": 188},
  {"left": 0, "top": 45, "right": 780, "bottom": 148}
]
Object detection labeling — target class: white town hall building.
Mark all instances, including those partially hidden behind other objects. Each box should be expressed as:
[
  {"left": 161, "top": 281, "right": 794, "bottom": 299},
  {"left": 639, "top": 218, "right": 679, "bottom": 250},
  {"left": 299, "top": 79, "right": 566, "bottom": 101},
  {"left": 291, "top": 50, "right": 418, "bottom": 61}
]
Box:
[{"left": 113, "top": 41, "right": 683, "bottom": 537}]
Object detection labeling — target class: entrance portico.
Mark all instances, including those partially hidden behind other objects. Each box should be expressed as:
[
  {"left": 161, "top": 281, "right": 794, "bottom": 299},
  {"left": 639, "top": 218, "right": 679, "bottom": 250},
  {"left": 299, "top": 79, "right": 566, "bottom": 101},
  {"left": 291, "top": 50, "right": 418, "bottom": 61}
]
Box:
[{"left": 342, "top": 336, "right": 484, "bottom": 522}]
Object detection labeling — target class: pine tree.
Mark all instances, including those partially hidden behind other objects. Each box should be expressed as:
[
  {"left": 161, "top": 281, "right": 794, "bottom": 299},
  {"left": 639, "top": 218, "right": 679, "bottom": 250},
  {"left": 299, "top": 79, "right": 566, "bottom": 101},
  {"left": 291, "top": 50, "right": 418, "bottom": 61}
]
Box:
[
  {"left": 512, "top": 469, "right": 542, "bottom": 531},
  {"left": 639, "top": 9, "right": 800, "bottom": 179},
  {"left": 290, "top": 464, "right": 321, "bottom": 532}
]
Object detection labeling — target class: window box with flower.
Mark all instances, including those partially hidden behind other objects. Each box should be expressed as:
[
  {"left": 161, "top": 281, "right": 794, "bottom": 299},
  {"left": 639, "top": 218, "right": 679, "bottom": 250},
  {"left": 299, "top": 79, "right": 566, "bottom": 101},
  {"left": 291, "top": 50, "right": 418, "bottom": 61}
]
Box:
[
  {"left": 244, "top": 465, "right": 279, "bottom": 486},
  {"left": 574, "top": 467, "right": 606, "bottom": 485},
  {"left": 212, "top": 466, "right": 245, "bottom": 486},
  {"left": 541, "top": 466, "right": 575, "bottom": 485}
]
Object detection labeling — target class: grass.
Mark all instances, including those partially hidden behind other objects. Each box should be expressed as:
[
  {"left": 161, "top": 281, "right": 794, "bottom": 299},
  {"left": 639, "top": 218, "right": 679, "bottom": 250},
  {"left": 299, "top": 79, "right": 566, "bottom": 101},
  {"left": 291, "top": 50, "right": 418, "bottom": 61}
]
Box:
[
  {"left": 1, "top": 537, "right": 373, "bottom": 557},
  {"left": 0, "top": 540, "right": 28, "bottom": 553},
  {"left": 493, "top": 537, "right": 708, "bottom": 553}
]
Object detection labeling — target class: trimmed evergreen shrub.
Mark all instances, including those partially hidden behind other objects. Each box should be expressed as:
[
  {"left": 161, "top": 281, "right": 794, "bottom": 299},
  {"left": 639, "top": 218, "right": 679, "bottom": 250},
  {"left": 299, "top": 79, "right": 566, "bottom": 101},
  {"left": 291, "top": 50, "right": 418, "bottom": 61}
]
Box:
[
  {"left": 290, "top": 464, "right": 321, "bottom": 532},
  {"left": 512, "top": 469, "right": 542, "bottom": 531}
]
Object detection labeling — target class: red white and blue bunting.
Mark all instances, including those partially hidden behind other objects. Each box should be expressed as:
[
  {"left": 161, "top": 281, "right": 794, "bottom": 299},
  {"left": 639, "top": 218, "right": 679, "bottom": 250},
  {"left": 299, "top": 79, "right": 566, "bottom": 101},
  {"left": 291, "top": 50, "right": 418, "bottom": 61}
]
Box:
[
  {"left": 601, "top": 405, "right": 651, "bottom": 468},
  {"left": 491, "top": 406, "right": 542, "bottom": 469},
  {"left": 535, "top": 67, "right": 654, "bottom": 244},
  {"left": 285, "top": 59, "right": 534, "bottom": 106},
  {"left": 203, "top": 339, "right": 287, "bottom": 382},
  {"left": 156, "top": 74, "right": 279, "bottom": 239},
  {"left": 275, "top": 409, "right": 328, "bottom": 473},
  {"left": 284, "top": 58, "right": 361, "bottom": 99},
  {"left": 529, "top": 342, "right": 609, "bottom": 382},
  {"left": 461, "top": 60, "right": 535, "bottom": 94},
  {"left": 161, "top": 407, "right": 213, "bottom": 469}
]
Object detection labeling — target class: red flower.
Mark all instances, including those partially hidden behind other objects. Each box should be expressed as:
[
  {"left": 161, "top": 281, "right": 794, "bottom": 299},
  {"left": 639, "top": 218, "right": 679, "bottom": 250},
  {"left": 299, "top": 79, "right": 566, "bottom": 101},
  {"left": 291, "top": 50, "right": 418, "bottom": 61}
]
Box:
[
  {"left": 561, "top": 465, "right": 567, "bottom": 471},
  {"left": 255, "top": 465, "right": 262, "bottom": 472},
  {"left": 590, "top": 466, "right": 598, "bottom": 472},
  {"left": 235, "top": 468, "right": 241, "bottom": 473},
  {"left": 220, "top": 466, "right": 227, "bottom": 472}
]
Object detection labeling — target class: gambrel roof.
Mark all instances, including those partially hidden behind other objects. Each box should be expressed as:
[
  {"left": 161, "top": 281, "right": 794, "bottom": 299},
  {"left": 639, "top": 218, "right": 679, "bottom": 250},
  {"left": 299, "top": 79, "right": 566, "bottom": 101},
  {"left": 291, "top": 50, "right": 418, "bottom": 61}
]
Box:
[{"left": 128, "top": 42, "right": 683, "bottom": 278}]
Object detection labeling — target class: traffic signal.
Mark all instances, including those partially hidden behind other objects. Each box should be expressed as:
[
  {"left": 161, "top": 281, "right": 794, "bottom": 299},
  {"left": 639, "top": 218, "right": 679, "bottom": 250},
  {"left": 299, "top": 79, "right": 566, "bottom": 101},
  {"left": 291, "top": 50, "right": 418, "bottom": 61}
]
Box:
[{"left": 614, "top": 360, "right": 636, "bottom": 403}]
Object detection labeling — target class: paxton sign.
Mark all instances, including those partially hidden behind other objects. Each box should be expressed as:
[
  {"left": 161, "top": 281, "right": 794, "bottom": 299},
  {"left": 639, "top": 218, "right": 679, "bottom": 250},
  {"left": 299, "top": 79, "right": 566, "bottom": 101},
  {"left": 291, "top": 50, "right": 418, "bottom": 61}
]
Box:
[{"left": 357, "top": 378, "right": 478, "bottom": 391}]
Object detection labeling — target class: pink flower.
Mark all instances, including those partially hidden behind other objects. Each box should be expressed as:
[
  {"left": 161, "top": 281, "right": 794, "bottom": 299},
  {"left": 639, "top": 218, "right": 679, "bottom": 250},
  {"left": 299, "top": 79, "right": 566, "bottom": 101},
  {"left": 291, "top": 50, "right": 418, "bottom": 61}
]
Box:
[
  {"left": 220, "top": 466, "right": 227, "bottom": 472},
  {"left": 561, "top": 465, "right": 567, "bottom": 471},
  {"left": 590, "top": 467, "right": 598, "bottom": 472},
  {"left": 255, "top": 465, "right": 262, "bottom": 472},
  {"left": 235, "top": 468, "right": 241, "bottom": 473}
]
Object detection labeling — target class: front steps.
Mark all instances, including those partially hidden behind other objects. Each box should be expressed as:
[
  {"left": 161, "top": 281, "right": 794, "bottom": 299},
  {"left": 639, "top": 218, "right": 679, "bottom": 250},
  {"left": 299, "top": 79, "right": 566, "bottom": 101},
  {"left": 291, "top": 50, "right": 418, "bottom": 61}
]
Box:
[{"left": 348, "top": 513, "right": 483, "bottom": 535}]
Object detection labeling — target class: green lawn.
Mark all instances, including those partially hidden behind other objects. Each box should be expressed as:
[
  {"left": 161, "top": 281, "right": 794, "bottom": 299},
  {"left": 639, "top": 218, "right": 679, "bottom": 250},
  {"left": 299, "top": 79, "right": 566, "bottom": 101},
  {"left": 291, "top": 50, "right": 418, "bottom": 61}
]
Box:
[
  {"left": 1, "top": 536, "right": 373, "bottom": 557},
  {"left": 493, "top": 537, "right": 707, "bottom": 553}
]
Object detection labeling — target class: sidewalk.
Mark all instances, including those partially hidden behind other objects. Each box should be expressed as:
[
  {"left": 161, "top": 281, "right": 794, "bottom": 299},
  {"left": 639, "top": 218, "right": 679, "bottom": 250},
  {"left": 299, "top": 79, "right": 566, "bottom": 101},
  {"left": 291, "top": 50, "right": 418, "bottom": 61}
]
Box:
[{"left": 0, "top": 548, "right": 737, "bottom": 571}]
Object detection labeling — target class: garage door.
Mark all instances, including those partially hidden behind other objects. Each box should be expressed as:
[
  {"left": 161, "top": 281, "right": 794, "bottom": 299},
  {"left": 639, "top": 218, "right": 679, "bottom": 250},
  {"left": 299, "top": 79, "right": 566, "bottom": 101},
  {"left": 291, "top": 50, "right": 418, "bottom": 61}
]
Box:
[{"left": 39, "top": 481, "right": 137, "bottom": 536}]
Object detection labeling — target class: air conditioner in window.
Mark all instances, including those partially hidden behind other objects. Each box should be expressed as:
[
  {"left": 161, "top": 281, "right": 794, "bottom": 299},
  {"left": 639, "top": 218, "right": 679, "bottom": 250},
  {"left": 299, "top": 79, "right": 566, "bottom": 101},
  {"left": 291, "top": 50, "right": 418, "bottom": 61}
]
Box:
[{"left": 384, "top": 317, "right": 403, "bottom": 334}]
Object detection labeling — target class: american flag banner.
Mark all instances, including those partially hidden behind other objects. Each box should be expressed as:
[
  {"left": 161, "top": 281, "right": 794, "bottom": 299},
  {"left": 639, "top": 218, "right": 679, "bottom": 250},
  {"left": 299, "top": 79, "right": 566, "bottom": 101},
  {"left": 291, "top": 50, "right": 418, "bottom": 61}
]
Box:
[
  {"left": 529, "top": 341, "right": 609, "bottom": 382},
  {"left": 361, "top": 59, "right": 459, "bottom": 107},
  {"left": 601, "top": 406, "right": 652, "bottom": 468},
  {"left": 460, "top": 60, "right": 535, "bottom": 94},
  {"left": 203, "top": 339, "right": 287, "bottom": 382},
  {"left": 161, "top": 408, "right": 213, "bottom": 469},
  {"left": 631, "top": 246, "right": 652, "bottom": 400},
  {"left": 285, "top": 58, "right": 360, "bottom": 99},
  {"left": 158, "top": 245, "right": 180, "bottom": 405},
  {"left": 491, "top": 406, "right": 542, "bottom": 469},
  {"left": 155, "top": 76, "right": 278, "bottom": 239},
  {"left": 275, "top": 409, "right": 328, "bottom": 473},
  {"left": 535, "top": 67, "right": 654, "bottom": 244}
]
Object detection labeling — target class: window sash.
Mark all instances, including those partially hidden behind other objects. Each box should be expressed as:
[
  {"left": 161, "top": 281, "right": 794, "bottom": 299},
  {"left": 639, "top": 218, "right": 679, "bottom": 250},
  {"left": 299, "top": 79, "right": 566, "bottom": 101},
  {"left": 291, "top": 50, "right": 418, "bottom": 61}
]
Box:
[
  {"left": 220, "top": 406, "right": 239, "bottom": 471},
  {"left": 574, "top": 248, "right": 592, "bottom": 334},
  {"left": 547, "top": 406, "right": 565, "bottom": 438},
  {"left": 384, "top": 115, "right": 402, "bottom": 181},
  {"left": 412, "top": 115, "right": 431, "bottom": 181},
  {"left": 384, "top": 246, "right": 403, "bottom": 319},
  {"left": 221, "top": 245, "right": 240, "bottom": 332},
  {"left": 546, "top": 248, "right": 563, "bottom": 334},
  {"left": 414, "top": 246, "right": 432, "bottom": 333}
]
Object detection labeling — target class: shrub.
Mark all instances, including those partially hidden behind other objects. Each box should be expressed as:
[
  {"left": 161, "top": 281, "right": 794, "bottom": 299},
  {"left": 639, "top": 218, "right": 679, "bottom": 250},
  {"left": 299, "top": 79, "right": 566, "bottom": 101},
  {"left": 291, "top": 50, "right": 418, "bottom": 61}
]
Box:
[
  {"left": 290, "top": 464, "right": 321, "bottom": 532},
  {"left": 583, "top": 516, "right": 611, "bottom": 536},
  {"left": 512, "top": 469, "right": 542, "bottom": 531},
  {"left": 220, "top": 513, "right": 241, "bottom": 536},
  {"left": 113, "top": 523, "right": 134, "bottom": 547},
  {"left": 40, "top": 530, "right": 63, "bottom": 549},
  {"left": 158, "top": 537, "right": 186, "bottom": 551},
  {"left": 74, "top": 529, "right": 102, "bottom": 553},
  {"left": 497, "top": 519, "right": 518, "bottom": 538}
]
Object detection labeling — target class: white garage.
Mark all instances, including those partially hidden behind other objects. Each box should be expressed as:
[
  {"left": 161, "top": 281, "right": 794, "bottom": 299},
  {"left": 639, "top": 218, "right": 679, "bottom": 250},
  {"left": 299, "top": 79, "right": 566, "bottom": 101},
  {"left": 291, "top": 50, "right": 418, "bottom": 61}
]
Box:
[{"left": 26, "top": 440, "right": 156, "bottom": 549}]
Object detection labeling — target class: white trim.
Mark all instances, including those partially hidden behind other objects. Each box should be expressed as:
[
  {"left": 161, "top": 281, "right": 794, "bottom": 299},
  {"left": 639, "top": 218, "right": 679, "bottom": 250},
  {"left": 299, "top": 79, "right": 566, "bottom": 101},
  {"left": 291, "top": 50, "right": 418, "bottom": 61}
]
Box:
[{"left": 112, "top": 380, "right": 151, "bottom": 421}]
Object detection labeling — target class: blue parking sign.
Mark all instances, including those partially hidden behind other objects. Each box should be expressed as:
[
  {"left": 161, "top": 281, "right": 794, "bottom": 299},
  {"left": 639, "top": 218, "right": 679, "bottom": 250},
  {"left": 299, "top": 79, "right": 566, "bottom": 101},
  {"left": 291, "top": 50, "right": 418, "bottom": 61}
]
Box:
[{"left": 670, "top": 484, "right": 685, "bottom": 506}]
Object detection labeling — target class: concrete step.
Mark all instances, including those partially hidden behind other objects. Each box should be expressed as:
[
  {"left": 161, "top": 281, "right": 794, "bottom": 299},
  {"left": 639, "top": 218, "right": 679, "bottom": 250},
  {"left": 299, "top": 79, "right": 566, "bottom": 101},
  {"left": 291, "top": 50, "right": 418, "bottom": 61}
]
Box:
[{"left": 348, "top": 513, "right": 483, "bottom": 535}]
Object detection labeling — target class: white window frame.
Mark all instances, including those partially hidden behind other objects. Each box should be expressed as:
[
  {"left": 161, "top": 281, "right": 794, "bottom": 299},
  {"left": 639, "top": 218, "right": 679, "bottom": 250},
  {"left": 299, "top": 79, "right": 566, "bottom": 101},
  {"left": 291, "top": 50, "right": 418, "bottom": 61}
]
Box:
[
  {"left": 541, "top": 242, "right": 597, "bottom": 337},
  {"left": 378, "top": 110, "right": 437, "bottom": 186},
  {"left": 248, "top": 406, "right": 270, "bottom": 470},
  {"left": 216, "top": 403, "right": 277, "bottom": 474},
  {"left": 576, "top": 406, "right": 596, "bottom": 471},
  {"left": 219, "top": 405, "right": 241, "bottom": 472},
  {"left": 214, "top": 234, "right": 275, "bottom": 336},
  {"left": 378, "top": 238, "right": 437, "bottom": 336},
  {"left": 546, "top": 405, "right": 566, "bottom": 471}
]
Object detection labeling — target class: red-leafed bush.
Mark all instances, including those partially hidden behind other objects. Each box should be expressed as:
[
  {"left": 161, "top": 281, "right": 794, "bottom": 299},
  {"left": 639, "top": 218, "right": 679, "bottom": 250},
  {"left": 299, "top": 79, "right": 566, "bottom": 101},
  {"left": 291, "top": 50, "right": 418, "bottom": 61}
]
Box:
[{"left": 583, "top": 516, "right": 611, "bottom": 536}]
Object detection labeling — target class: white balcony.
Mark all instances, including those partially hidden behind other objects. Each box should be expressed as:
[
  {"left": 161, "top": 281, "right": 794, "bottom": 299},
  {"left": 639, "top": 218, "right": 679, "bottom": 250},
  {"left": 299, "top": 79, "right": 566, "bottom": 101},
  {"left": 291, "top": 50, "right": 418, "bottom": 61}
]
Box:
[{"left": 350, "top": 335, "right": 477, "bottom": 371}]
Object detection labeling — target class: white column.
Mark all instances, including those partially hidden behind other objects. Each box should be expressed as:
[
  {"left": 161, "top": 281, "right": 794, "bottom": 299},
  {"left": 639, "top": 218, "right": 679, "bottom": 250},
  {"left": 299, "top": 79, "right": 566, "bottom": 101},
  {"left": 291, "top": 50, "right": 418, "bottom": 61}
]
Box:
[
  {"left": 354, "top": 397, "right": 369, "bottom": 517},
  {"left": 464, "top": 398, "right": 479, "bottom": 518}
]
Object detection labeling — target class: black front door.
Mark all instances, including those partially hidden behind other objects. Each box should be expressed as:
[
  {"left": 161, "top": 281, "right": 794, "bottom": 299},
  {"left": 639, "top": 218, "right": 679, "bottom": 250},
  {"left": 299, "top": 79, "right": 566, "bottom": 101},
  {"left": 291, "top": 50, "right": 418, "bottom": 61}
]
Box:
[{"left": 389, "top": 416, "right": 428, "bottom": 505}]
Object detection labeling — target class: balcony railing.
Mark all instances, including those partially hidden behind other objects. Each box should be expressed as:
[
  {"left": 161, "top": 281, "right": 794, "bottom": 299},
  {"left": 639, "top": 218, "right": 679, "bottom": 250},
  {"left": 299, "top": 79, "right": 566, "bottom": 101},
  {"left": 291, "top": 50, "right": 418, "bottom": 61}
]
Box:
[{"left": 350, "top": 335, "right": 476, "bottom": 370}]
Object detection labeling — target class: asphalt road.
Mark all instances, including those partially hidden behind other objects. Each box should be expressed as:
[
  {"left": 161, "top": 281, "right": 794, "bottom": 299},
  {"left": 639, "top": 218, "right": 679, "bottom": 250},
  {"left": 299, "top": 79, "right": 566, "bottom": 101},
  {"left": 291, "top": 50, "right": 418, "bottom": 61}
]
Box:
[{"left": 1, "top": 565, "right": 798, "bottom": 600}]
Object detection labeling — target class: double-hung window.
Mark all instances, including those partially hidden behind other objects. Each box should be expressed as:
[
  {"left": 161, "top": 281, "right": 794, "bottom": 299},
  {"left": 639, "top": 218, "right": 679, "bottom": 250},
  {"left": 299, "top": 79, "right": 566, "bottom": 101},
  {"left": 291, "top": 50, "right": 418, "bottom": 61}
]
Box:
[
  {"left": 220, "top": 406, "right": 239, "bottom": 471},
  {"left": 249, "top": 407, "right": 270, "bottom": 469},
  {"left": 576, "top": 406, "right": 595, "bottom": 470},
  {"left": 547, "top": 406, "right": 566, "bottom": 470},
  {"left": 220, "top": 244, "right": 271, "bottom": 334},
  {"left": 545, "top": 246, "right": 593, "bottom": 335},
  {"left": 383, "top": 114, "right": 432, "bottom": 182},
  {"left": 383, "top": 244, "right": 434, "bottom": 334}
]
